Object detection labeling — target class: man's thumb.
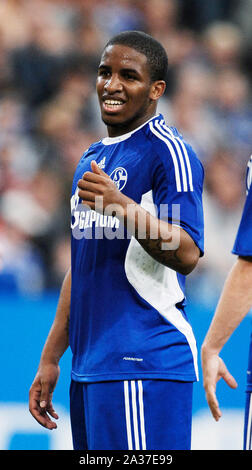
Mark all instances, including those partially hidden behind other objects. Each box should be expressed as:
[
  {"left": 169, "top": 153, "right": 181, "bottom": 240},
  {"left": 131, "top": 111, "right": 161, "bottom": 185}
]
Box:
[
  {"left": 91, "top": 160, "right": 108, "bottom": 177},
  {"left": 40, "top": 383, "right": 50, "bottom": 408}
]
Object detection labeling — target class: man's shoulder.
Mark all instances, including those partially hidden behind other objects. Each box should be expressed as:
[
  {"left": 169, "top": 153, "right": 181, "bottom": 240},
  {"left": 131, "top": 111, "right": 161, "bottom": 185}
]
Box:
[
  {"left": 145, "top": 117, "right": 182, "bottom": 152},
  {"left": 144, "top": 117, "right": 203, "bottom": 173},
  {"left": 80, "top": 140, "right": 103, "bottom": 158}
]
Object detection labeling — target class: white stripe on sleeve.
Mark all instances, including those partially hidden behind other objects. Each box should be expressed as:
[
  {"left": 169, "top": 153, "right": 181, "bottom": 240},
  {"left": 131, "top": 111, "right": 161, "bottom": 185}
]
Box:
[{"left": 149, "top": 121, "right": 182, "bottom": 192}]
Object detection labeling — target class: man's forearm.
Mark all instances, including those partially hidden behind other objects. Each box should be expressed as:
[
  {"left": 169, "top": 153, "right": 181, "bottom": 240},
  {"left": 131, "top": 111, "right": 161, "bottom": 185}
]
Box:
[
  {"left": 124, "top": 202, "right": 200, "bottom": 275},
  {"left": 202, "top": 257, "right": 252, "bottom": 355},
  {"left": 78, "top": 162, "right": 200, "bottom": 275},
  {"left": 39, "top": 268, "right": 71, "bottom": 366}
]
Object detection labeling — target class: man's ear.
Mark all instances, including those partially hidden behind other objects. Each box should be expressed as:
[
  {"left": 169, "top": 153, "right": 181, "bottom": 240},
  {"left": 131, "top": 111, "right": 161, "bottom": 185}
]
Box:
[{"left": 149, "top": 80, "right": 166, "bottom": 101}]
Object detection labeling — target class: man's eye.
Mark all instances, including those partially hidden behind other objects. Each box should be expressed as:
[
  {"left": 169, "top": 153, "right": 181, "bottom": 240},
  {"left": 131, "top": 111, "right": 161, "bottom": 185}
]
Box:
[
  {"left": 124, "top": 73, "right": 135, "bottom": 80},
  {"left": 99, "top": 70, "right": 110, "bottom": 77}
]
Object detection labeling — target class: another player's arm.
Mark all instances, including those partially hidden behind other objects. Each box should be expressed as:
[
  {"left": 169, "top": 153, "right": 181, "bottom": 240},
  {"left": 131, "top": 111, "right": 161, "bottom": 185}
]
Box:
[
  {"left": 29, "top": 267, "right": 71, "bottom": 429},
  {"left": 201, "top": 256, "right": 252, "bottom": 421},
  {"left": 78, "top": 161, "right": 200, "bottom": 275}
]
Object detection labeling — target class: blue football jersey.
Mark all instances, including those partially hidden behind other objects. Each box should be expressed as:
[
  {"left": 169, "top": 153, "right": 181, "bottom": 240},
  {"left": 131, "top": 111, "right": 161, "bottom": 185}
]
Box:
[
  {"left": 233, "top": 155, "right": 252, "bottom": 257},
  {"left": 69, "top": 114, "right": 204, "bottom": 383},
  {"left": 232, "top": 154, "right": 252, "bottom": 392}
]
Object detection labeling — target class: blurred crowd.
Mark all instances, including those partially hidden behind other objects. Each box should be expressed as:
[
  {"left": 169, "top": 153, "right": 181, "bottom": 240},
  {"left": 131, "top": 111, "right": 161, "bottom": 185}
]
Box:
[{"left": 0, "top": 0, "right": 251, "bottom": 303}]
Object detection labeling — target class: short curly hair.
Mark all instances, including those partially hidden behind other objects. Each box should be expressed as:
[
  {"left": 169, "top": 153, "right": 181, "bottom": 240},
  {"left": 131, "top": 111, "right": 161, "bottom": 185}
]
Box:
[{"left": 103, "top": 30, "right": 168, "bottom": 83}]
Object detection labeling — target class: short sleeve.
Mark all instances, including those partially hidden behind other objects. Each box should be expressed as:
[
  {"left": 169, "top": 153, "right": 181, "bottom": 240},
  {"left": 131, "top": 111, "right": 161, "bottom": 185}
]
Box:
[
  {"left": 151, "top": 137, "right": 204, "bottom": 256},
  {"left": 232, "top": 157, "right": 252, "bottom": 256}
]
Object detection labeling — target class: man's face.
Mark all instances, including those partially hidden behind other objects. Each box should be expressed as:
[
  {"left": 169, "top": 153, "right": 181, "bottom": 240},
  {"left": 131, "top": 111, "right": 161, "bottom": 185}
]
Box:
[{"left": 96, "top": 44, "right": 155, "bottom": 136}]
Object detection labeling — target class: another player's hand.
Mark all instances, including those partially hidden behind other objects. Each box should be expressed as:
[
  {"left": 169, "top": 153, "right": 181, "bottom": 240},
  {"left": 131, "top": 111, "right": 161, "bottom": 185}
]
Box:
[
  {"left": 201, "top": 349, "right": 238, "bottom": 421},
  {"left": 77, "top": 160, "right": 131, "bottom": 216},
  {"left": 29, "top": 363, "right": 60, "bottom": 430}
]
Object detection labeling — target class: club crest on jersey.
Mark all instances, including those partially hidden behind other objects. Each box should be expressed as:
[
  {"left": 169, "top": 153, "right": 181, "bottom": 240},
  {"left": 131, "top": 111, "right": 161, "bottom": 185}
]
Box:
[{"left": 110, "top": 167, "right": 128, "bottom": 191}]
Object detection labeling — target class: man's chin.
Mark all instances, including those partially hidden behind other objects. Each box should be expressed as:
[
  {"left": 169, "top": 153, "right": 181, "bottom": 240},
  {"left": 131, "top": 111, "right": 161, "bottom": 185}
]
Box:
[{"left": 101, "top": 115, "right": 125, "bottom": 128}]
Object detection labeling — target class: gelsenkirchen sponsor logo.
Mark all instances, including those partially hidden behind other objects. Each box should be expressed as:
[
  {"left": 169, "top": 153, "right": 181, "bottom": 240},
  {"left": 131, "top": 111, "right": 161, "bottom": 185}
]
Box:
[
  {"left": 70, "top": 185, "right": 122, "bottom": 240},
  {"left": 71, "top": 183, "right": 181, "bottom": 248},
  {"left": 110, "top": 167, "right": 127, "bottom": 191}
]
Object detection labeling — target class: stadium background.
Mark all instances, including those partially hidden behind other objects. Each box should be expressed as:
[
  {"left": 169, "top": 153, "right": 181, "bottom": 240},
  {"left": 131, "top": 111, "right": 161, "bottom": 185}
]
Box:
[{"left": 0, "top": 0, "right": 251, "bottom": 450}]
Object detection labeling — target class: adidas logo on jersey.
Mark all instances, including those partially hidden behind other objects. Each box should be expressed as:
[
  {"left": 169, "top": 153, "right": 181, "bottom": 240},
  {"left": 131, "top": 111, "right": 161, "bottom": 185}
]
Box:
[
  {"left": 98, "top": 157, "right": 106, "bottom": 169},
  {"left": 246, "top": 154, "right": 252, "bottom": 194}
]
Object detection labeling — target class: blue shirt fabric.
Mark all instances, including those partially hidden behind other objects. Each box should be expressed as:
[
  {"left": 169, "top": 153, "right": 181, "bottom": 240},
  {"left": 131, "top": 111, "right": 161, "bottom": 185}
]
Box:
[
  {"left": 233, "top": 155, "right": 252, "bottom": 257},
  {"left": 232, "top": 154, "right": 252, "bottom": 391},
  {"left": 69, "top": 114, "right": 204, "bottom": 383}
]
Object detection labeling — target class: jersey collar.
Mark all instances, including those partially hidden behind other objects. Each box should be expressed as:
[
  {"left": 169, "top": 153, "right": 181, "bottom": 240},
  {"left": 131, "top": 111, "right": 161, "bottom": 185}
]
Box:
[{"left": 102, "top": 114, "right": 161, "bottom": 146}]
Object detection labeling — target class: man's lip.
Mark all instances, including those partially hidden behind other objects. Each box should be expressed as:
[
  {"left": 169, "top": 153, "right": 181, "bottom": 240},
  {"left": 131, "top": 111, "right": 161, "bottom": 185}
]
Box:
[
  {"left": 102, "top": 98, "right": 126, "bottom": 114},
  {"left": 102, "top": 96, "right": 126, "bottom": 103}
]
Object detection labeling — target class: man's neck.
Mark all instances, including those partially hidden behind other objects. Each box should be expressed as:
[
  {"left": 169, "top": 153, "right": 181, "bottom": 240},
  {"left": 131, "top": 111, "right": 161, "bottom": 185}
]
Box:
[{"left": 106, "top": 109, "right": 157, "bottom": 138}]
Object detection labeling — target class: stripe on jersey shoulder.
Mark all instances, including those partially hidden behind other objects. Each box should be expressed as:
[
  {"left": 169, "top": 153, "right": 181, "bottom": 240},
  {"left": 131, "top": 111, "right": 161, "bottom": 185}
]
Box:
[
  {"left": 159, "top": 120, "right": 194, "bottom": 192},
  {"left": 149, "top": 119, "right": 193, "bottom": 192}
]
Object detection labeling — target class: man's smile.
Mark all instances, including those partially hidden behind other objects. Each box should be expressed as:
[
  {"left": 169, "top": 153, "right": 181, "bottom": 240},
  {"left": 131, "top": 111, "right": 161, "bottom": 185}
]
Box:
[
  {"left": 96, "top": 44, "right": 164, "bottom": 136},
  {"left": 102, "top": 97, "right": 126, "bottom": 113}
]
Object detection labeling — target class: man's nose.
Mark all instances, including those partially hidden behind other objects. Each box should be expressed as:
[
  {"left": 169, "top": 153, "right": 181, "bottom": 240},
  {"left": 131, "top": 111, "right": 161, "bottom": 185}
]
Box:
[{"left": 104, "top": 74, "right": 123, "bottom": 93}]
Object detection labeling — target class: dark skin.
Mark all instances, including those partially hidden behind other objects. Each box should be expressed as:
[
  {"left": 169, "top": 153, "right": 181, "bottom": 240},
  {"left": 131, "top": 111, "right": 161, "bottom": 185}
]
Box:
[
  {"left": 29, "top": 268, "right": 71, "bottom": 429},
  {"left": 78, "top": 44, "right": 200, "bottom": 274},
  {"left": 96, "top": 44, "right": 164, "bottom": 136},
  {"left": 29, "top": 44, "right": 200, "bottom": 431}
]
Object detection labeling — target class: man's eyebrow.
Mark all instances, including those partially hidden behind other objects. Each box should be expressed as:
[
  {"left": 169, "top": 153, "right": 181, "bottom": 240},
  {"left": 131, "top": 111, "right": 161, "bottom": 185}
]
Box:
[
  {"left": 98, "top": 64, "right": 111, "bottom": 70},
  {"left": 121, "top": 67, "right": 139, "bottom": 74},
  {"left": 98, "top": 65, "right": 139, "bottom": 74}
]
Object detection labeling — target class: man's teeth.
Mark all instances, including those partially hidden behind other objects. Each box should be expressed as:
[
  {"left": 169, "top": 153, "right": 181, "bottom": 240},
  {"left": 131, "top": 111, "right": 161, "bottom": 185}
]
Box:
[{"left": 104, "top": 100, "right": 123, "bottom": 105}]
